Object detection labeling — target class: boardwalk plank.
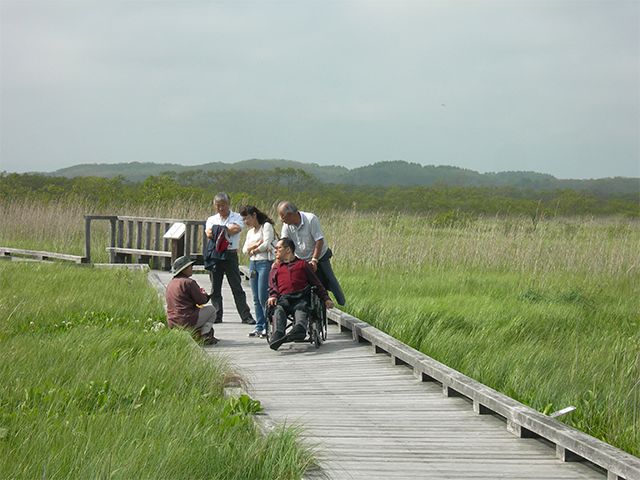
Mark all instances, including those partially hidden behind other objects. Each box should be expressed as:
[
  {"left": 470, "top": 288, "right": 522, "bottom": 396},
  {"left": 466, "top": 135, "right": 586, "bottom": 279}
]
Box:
[{"left": 155, "top": 271, "right": 604, "bottom": 480}]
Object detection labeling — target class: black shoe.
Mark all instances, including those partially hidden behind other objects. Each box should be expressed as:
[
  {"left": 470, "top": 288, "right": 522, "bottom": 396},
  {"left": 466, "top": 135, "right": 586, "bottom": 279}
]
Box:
[
  {"left": 213, "top": 318, "right": 223, "bottom": 324},
  {"left": 269, "top": 330, "right": 286, "bottom": 351},
  {"left": 287, "top": 324, "right": 307, "bottom": 342},
  {"left": 242, "top": 318, "right": 256, "bottom": 325},
  {"left": 203, "top": 331, "right": 219, "bottom": 346}
]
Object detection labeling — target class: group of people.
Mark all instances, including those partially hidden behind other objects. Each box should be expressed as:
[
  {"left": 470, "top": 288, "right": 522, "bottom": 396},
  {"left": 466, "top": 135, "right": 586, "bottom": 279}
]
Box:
[{"left": 165, "top": 192, "right": 344, "bottom": 350}]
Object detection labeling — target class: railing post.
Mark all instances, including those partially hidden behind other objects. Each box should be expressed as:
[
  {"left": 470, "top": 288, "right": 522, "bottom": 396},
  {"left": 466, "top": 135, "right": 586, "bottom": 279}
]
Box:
[
  {"left": 84, "top": 216, "right": 92, "bottom": 263},
  {"left": 126, "top": 220, "right": 134, "bottom": 263},
  {"left": 202, "top": 223, "right": 208, "bottom": 259},
  {"left": 153, "top": 222, "right": 161, "bottom": 270},
  {"left": 163, "top": 223, "right": 169, "bottom": 251},
  {"left": 184, "top": 224, "right": 192, "bottom": 257},
  {"left": 136, "top": 221, "right": 143, "bottom": 263},
  {"left": 191, "top": 223, "right": 199, "bottom": 255},
  {"left": 109, "top": 218, "right": 117, "bottom": 263},
  {"left": 145, "top": 222, "right": 152, "bottom": 251},
  {"left": 126, "top": 221, "right": 133, "bottom": 248},
  {"left": 116, "top": 219, "right": 124, "bottom": 263}
]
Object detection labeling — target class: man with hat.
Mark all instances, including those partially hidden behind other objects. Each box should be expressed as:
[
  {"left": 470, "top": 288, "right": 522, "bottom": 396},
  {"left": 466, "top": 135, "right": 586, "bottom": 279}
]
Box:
[{"left": 165, "top": 255, "right": 218, "bottom": 345}]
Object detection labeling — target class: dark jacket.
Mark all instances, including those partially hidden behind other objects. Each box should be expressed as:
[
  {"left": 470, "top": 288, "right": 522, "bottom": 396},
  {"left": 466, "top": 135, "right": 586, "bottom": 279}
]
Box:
[{"left": 204, "top": 225, "right": 229, "bottom": 271}]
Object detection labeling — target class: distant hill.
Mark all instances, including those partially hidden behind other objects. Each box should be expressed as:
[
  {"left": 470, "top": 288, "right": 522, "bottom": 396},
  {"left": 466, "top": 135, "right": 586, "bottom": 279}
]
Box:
[
  {"left": 49, "top": 159, "right": 639, "bottom": 196},
  {"left": 52, "top": 159, "right": 351, "bottom": 184}
]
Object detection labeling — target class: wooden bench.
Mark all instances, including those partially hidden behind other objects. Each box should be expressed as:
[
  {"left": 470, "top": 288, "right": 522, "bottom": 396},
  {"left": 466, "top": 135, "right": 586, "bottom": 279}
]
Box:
[
  {"left": 106, "top": 247, "right": 172, "bottom": 258},
  {"left": 0, "top": 247, "right": 88, "bottom": 264},
  {"left": 86, "top": 215, "right": 206, "bottom": 270},
  {"left": 106, "top": 247, "right": 173, "bottom": 270}
]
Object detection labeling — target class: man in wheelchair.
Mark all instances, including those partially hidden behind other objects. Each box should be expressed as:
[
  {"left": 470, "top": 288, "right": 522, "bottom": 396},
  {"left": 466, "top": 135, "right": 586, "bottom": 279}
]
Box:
[{"left": 267, "top": 238, "right": 334, "bottom": 351}]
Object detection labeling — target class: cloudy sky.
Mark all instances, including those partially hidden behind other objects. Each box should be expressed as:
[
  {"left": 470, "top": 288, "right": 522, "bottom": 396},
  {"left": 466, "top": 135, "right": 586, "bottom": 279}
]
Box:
[{"left": 1, "top": 0, "right": 638, "bottom": 179}]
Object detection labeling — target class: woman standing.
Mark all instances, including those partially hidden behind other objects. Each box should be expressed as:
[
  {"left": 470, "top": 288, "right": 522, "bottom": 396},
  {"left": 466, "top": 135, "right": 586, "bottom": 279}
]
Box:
[{"left": 240, "top": 205, "right": 276, "bottom": 337}]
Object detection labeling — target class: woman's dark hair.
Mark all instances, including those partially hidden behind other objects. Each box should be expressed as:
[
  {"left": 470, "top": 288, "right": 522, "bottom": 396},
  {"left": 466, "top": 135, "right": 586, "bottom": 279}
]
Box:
[{"left": 239, "top": 205, "right": 274, "bottom": 226}]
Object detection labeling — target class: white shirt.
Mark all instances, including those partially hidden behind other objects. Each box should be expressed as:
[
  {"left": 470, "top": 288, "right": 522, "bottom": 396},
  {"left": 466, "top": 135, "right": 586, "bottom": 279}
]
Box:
[
  {"left": 242, "top": 222, "right": 275, "bottom": 261},
  {"left": 206, "top": 211, "right": 244, "bottom": 250},
  {"left": 280, "top": 211, "right": 328, "bottom": 260}
]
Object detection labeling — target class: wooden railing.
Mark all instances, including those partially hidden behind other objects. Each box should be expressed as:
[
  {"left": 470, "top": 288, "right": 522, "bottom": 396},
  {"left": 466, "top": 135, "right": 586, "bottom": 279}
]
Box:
[
  {"left": 85, "top": 215, "right": 207, "bottom": 270},
  {"left": 0, "top": 247, "right": 87, "bottom": 264},
  {"left": 326, "top": 309, "right": 640, "bottom": 480}
]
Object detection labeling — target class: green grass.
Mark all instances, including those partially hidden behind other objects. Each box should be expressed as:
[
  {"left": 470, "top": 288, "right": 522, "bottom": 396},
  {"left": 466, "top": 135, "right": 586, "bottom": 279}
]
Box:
[
  {"left": 336, "top": 266, "right": 640, "bottom": 456},
  {"left": 2, "top": 199, "right": 638, "bottom": 458},
  {"left": 0, "top": 262, "right": 314, "bottom": 479}
]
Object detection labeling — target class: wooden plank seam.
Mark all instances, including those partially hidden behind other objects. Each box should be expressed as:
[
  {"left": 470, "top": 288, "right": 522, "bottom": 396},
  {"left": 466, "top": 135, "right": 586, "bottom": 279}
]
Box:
[{"left": 326, "top": 308, "right": 640, "bottom": 480}]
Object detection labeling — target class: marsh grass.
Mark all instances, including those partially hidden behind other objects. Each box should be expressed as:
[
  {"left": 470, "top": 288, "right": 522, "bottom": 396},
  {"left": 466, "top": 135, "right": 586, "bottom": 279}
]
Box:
[
  {"left": 0, "top": 262, "right": 314, "bottom": 479},
  {"left": 2, "top": 199, "right": 639, "bottom": 456},
  {"left": 327, "top": 212, "right": 640, "bottom": 456},
  {"left": 326, "top": 210, "right": 640, "bottom": 278}
]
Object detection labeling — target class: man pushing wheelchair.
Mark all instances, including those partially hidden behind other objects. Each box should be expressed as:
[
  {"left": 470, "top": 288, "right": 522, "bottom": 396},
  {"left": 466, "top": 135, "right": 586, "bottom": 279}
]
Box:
[{"left": 267, "top": 238, "right": 335, "bottom": 351}]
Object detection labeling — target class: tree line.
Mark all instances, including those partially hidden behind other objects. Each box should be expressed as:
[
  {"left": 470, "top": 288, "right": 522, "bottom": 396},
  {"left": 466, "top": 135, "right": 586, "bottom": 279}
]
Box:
[{"left": 1, "top": 169, "right": 638, "bottom": 218}]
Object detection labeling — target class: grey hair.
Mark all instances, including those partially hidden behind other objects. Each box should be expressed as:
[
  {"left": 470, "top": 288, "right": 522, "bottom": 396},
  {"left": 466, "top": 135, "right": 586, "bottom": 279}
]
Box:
[
  {"left": 214, "top": 192, "right": 231, "bottom": 204},
  {"left": 277, "top": 201, "right": 298, "bottom": 214}
]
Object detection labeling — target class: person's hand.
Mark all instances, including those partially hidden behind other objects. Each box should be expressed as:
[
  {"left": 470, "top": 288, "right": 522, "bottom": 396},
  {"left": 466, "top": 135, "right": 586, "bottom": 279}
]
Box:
[
  {"left": 200, "top": 288, "right": 208, "bottom": 296},
  {"left": 308, "top": 259, "right": 318, "bottom": 272},
  {"left": 325, "top": 299, "right": 334, "bottom": 309},
  {"left": 267, "top": 297, "right": 277, "bottom": 306}
]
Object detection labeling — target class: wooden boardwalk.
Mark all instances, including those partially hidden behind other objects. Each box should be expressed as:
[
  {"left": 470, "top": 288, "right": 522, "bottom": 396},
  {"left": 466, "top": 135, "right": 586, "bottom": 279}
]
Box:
[{"left": 154, "top": 271, "right": 605, "bottom": 480}]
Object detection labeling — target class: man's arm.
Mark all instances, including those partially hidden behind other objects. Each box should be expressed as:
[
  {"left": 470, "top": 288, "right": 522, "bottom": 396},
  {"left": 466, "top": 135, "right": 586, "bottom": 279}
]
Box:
[
  {"left": 267, "top": 266, "right": 279, "bottom": 306},
  {"left": 308, "top": 214, "right": 325, "bottom": 271},
  {"left": 303, "top": 262, "right": 333, "bottom": 309},
  {"left": 227, "top": 223, "right": 242, "bottom": 235},
  {"left": 205, "top": 217, "right": 214, "bottom": 239},
  {"left": 188, "top": 279, "right": 210, "bottom": 305},
  {"left": 227, "top": 211, "right": 244, "bottom": 236},
  {"left": 309, "top": 238, "right": 324, "bottom": 271}
]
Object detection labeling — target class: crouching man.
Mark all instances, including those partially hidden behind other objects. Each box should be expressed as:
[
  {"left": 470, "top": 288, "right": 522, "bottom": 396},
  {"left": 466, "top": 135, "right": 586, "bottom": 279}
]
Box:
[
  {"left": 267, "top": 238, "right": 334, "bottom": 351},
  {"left": 166, "top": 255, "right": 218, "bottom": 346}
]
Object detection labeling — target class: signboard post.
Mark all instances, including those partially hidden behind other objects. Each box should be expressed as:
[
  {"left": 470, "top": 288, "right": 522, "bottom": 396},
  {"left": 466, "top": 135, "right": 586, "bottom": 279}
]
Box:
[{"left": 163, "top": 222, "right": 186, "bottom": 267}]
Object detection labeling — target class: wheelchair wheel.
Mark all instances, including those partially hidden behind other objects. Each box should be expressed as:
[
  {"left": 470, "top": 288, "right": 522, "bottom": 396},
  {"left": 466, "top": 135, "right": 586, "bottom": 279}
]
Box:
[
  {"left": 312, "top": 324, "right": 321, "bottom": 348},
  {"left": 265, "top": 306, "right": 274, "bottom": 344},
  {"left": 320, "top": 308, "right": 328, "bottom": 341}
]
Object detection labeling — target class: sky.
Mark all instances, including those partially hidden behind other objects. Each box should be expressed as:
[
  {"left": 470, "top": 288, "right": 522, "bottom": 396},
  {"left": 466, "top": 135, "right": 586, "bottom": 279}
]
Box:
[{"left": 1, "top": 0, "right": 639, "bottom": 179}]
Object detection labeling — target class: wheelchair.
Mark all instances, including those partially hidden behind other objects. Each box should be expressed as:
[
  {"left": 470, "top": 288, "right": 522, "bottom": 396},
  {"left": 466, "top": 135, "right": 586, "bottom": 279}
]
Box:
[{"left": 265, "top": 286, "right": 328, "bottom": 349}]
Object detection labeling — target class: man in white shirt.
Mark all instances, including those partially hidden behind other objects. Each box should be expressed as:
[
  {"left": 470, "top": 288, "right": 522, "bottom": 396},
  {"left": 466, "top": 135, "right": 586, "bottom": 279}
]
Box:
[
  {"left": 278, "top": 201, "right": 345, "bottom": 306},
  {"left": 205, "top": 192, "right": 255, "bottom": 324}
]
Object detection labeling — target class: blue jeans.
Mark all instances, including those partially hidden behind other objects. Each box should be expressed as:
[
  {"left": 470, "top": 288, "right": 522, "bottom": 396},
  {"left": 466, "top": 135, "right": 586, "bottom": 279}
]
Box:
[{"left": 249, "top": 260, "right": 273, "bottom": 331}]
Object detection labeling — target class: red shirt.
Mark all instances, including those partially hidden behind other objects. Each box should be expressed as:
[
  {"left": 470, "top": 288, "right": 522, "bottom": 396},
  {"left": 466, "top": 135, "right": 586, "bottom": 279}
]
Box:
[
  {"left": 165, "top": 275, "right": 210, "bottom": 328},
  {"left": 268, "top": 258, "right": 329, "bottom": 302}
]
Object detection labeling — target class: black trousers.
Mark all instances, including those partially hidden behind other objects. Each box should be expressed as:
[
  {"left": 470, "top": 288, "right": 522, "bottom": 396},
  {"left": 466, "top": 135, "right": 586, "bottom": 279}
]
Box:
[
  {"left": 208, "top": 251, "right": 254, "bottom": 323},
  {"left": 315, "top": 249, "right": 346, "bottom": 306},
  {"left": 273, "top": 291, "right": 309, "bottom": 333}
]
